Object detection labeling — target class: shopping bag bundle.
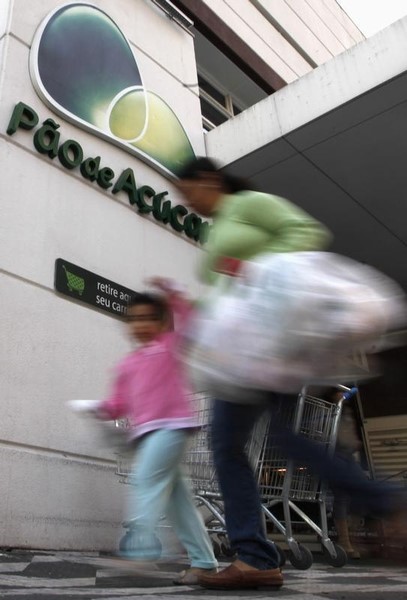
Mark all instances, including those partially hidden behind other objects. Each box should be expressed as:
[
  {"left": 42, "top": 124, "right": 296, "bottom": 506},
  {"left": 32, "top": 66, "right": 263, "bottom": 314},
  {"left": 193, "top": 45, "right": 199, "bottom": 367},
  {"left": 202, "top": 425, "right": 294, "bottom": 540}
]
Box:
[{"left": 186, "top": 252, "right": 406, "bottom": 395}]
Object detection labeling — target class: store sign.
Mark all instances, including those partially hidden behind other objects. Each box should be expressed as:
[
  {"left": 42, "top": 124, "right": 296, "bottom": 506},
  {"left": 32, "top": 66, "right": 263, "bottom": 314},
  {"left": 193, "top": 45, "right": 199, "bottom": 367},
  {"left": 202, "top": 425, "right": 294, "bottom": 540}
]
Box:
[
  {"left": 55, "top": 259, "right": 136, "bottom": 317},
  {"left": 6, "top": 102, "right": 210, "bottom": 244},
  {"left": 29, "top": 2, "right": 195, "bottom": 178}
]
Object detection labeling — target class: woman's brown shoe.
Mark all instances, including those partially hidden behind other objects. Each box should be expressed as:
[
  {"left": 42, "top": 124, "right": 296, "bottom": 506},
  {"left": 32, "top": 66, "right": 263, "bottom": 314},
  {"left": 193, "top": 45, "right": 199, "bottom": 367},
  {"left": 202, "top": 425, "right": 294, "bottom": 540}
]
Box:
[{"left": 197, "top": 563, "right": 283, "bottom": 590}]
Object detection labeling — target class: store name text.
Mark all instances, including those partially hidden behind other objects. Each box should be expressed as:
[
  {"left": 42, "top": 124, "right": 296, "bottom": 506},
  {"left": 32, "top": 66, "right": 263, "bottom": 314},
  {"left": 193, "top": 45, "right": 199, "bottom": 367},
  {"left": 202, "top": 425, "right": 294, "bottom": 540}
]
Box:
[{"left": 7, "top": 102, "right": 209, "bottom": 244}]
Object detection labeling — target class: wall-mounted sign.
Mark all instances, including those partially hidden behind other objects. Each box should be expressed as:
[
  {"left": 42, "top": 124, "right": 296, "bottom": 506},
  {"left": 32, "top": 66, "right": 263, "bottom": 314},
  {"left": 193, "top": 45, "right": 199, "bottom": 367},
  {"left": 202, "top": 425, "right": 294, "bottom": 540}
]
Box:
[
  {"left": 7, "top": 102, "right": 210, "bottom": 244},
  {"left": 29, "top": 2, "right": 195, "bottom": 178},
  {"left": 55, "top": 258, "right": 136, "bottom": 317}
]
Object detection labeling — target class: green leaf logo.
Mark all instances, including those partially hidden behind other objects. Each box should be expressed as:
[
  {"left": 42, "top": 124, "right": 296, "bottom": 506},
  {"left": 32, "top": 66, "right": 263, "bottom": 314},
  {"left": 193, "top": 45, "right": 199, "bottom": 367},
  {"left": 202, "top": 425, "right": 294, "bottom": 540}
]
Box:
[{"left": 29, "top": 3, "right": 195, "bottom": 176}]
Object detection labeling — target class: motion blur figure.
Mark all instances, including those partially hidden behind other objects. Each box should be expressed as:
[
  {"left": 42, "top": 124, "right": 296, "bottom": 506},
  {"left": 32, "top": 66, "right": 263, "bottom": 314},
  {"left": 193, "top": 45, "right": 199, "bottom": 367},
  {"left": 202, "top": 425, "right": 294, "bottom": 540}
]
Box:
[
  {"left": 325, "top": 387, "right": 363, "bottom": 559},
  {"left": 96, "top": 279, "right": 218, "bottom": 585},
  {"left": 176, "top": 157, "right": 406, "bottom": 589}
]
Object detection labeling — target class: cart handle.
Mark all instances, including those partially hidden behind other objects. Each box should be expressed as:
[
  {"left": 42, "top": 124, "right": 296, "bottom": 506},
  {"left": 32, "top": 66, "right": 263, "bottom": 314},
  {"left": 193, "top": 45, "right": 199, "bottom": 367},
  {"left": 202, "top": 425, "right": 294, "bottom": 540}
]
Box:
[{"left": 342, "top": 387, "right": 358, "bottom": 401}]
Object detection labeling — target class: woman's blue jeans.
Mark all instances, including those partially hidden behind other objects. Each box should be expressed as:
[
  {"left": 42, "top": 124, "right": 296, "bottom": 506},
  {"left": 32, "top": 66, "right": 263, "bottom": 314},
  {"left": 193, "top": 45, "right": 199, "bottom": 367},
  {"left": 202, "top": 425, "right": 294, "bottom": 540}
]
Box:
[
  {"left": 211, "top": 394, "right": 400, "bottom": 569},
  {"left": 211, "top": 399, "right": 279, "bottom": 569}
]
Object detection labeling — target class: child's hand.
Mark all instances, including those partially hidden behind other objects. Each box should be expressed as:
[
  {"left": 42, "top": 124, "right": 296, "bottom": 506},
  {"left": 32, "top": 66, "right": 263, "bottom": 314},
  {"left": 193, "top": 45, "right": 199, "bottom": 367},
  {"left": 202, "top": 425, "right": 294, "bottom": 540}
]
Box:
[
  {"left": 147, "top": 277, "right": 185, "bottom": 295},
  {"left": 147, "top": 276, "right": 171, "bottom": 291}
]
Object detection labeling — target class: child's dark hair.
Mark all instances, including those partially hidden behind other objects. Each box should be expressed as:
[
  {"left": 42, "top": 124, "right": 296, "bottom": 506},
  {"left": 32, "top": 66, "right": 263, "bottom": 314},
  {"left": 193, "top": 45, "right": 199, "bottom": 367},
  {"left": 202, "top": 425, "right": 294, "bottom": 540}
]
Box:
[
  {"left": 127, "top": 292, "right": 168, "bottom": 322},
  {"left": 175, "top": 156, "right": 253, "bottom": 193}
]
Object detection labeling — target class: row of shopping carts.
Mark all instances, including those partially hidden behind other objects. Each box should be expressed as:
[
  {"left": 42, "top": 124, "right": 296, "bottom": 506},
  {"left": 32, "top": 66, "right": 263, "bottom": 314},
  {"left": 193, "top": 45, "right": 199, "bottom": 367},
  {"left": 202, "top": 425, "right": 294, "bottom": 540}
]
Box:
[{"left": 115, "top": 385, "right": 353, "bottom": 570}]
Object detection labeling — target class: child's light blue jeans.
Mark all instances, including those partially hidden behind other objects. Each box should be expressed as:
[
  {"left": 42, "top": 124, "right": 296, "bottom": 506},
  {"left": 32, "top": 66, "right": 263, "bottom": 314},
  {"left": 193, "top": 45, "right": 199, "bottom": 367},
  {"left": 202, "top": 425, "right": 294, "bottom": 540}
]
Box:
[{"left": 125, "top": 428, "right": 217, "bottom": 569}]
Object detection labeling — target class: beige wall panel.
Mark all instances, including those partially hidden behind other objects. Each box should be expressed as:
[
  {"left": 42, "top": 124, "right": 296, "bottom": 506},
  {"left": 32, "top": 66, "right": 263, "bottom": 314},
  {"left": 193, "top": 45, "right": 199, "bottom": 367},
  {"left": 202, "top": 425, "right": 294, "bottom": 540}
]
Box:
[
  {"left": 198, "top": 0, "right": 306, "bottom": 81},
  {"left": 222, "top": 0, "right": 313, "bottom": 76},
  {"left": 319, "top": 0, "right": 365, "bottom": 43},
  {"left": 251, "top": 0, "right": 336, "bottom": 64},
  {"left": 306, "top": 0, "right": 364, "bottom": 47},
  {"left": 285, "top": 0, "right": 347, "bottom": 55}
]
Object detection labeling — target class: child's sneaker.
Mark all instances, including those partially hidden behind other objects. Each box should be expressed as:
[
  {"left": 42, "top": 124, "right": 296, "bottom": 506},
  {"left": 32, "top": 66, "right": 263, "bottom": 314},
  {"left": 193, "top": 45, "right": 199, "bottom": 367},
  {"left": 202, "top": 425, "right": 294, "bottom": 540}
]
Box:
[{"left": 173, "top": 567, "right": 218, "bottom": 585}]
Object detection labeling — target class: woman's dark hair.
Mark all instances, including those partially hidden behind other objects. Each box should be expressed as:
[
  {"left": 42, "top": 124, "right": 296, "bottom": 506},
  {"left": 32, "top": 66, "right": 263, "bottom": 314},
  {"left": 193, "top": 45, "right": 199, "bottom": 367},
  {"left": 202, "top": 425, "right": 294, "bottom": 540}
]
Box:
[
  {"left": 127, "top": 292, "right": 168, "bottom": 322},
  {"left": 176, "top": 156, "right": 252, "bottom": 193}
]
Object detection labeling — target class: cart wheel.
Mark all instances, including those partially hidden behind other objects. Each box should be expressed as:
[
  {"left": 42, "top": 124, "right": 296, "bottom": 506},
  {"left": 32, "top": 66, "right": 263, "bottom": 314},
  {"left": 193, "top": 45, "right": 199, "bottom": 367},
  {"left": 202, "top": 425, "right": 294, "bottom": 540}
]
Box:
[
  {"left": 212, "top": 539, "right": 221, "bottom": 558},
  {"left": 322, "top": 543, "right": 348, "bottom": 568},
  {"left": 288, "top": 544, "right": 313, "bottom": 570},
  {"left": 118, "top": 530, "right": 162, "bottom": 560},
  {"left": 275, "top": 544, "right": 286, "bottom": 568}
]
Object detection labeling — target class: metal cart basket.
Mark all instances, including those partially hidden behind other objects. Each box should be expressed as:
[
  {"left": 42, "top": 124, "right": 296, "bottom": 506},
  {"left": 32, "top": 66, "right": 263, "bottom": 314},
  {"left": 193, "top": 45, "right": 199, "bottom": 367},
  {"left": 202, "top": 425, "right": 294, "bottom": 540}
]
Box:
[
  {"left": 183, "top": 386, "right": 352, "bottom": 569},
  {"left": 256, "top": 385, "right": 352, "bottom": 569},
  {"left": 183, "top": 391, "right": 280, "bottom": 561}
]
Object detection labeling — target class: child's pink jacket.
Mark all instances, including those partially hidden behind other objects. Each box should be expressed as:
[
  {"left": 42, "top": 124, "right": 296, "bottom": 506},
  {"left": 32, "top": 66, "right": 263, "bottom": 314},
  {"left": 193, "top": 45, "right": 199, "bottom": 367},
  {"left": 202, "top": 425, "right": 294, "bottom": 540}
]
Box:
[{"left": 99, "top": 295, "right": 198, "bottom": 439}]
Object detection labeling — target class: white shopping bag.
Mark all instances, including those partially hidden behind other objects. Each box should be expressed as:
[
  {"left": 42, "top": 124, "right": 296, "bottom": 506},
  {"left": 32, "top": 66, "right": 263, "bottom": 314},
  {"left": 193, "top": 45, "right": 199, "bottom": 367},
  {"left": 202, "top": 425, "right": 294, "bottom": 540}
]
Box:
[
  {"left": 67, "top": 399, "right": 131, "bottom": 451},
  {"left": 186, "top": 252, "right": 406, "bottom": 396}
]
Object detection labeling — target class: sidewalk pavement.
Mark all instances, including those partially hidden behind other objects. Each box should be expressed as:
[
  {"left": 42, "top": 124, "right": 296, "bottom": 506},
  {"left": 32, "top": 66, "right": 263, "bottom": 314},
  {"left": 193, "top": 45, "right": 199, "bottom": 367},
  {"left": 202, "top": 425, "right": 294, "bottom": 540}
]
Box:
[{"left": 0, "top": 548, "right": 406, "bottom": 600}]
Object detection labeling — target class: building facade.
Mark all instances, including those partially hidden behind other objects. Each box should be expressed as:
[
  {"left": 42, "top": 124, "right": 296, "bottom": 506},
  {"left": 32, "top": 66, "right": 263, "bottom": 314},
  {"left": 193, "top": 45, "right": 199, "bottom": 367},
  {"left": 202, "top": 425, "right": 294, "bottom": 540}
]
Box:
[{"left": 3, "top": 0, "right": 403, "bottom": 553}]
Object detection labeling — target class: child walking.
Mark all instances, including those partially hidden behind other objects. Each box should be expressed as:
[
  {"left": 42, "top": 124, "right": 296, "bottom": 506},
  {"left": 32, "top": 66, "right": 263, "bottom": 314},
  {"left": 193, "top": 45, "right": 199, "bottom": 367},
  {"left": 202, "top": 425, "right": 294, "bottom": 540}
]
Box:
[{"left": 96, "top": 278, "right": 218, "bottom": 585}]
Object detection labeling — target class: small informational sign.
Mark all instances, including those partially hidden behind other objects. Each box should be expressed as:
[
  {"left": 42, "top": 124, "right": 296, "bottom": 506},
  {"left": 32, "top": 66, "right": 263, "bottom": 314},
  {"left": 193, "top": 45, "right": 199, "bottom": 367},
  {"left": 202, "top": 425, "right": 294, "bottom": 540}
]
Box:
[{"left": 54, "top": 258, "right": 136, "bottom": 317}]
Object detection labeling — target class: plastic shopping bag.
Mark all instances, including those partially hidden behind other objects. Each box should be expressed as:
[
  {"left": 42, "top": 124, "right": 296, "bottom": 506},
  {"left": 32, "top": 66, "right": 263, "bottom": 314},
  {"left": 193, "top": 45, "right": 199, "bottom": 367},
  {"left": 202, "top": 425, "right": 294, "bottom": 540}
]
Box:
[
  {"left": 67, "top": 399, "right": 131, "bottom": 452},
  {"left": 186, "top": 252, "right": 406, "bottom": 396}
]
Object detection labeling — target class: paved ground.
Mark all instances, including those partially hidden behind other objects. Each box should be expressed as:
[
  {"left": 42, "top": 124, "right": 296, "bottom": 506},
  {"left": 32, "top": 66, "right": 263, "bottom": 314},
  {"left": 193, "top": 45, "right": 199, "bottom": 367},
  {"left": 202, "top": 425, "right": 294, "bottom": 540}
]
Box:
[{"left": 0, "top": 549, "right": 406, "bottom": 600}]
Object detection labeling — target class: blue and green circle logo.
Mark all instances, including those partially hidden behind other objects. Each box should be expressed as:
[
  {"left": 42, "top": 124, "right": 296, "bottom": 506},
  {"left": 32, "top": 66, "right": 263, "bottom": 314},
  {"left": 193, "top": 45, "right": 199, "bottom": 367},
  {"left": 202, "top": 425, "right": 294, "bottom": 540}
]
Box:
[{"left": 29, "top": 3, "right": 195, "bottom": 176}]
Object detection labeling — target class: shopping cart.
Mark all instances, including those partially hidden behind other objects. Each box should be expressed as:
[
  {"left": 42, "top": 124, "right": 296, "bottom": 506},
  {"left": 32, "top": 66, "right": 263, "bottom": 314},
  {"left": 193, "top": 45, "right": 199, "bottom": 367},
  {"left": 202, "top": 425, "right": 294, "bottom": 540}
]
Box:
[{"left": 257, "top": 385, "right": 352, "bottom": 569}]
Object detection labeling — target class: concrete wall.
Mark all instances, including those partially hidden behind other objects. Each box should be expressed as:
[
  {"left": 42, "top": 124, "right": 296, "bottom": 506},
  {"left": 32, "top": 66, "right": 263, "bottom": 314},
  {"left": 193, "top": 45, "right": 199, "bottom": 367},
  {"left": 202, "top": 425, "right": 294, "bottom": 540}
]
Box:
[{"left": 0, "top": 0, "right": 205, "bottom": 550}]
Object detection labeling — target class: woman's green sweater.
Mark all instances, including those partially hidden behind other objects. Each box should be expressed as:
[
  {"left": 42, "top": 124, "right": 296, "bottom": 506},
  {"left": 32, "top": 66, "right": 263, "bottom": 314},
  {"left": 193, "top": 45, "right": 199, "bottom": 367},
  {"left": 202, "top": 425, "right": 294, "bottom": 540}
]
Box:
[{"left": 200, "top": 190, "right": 332, "bottom": 284}]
